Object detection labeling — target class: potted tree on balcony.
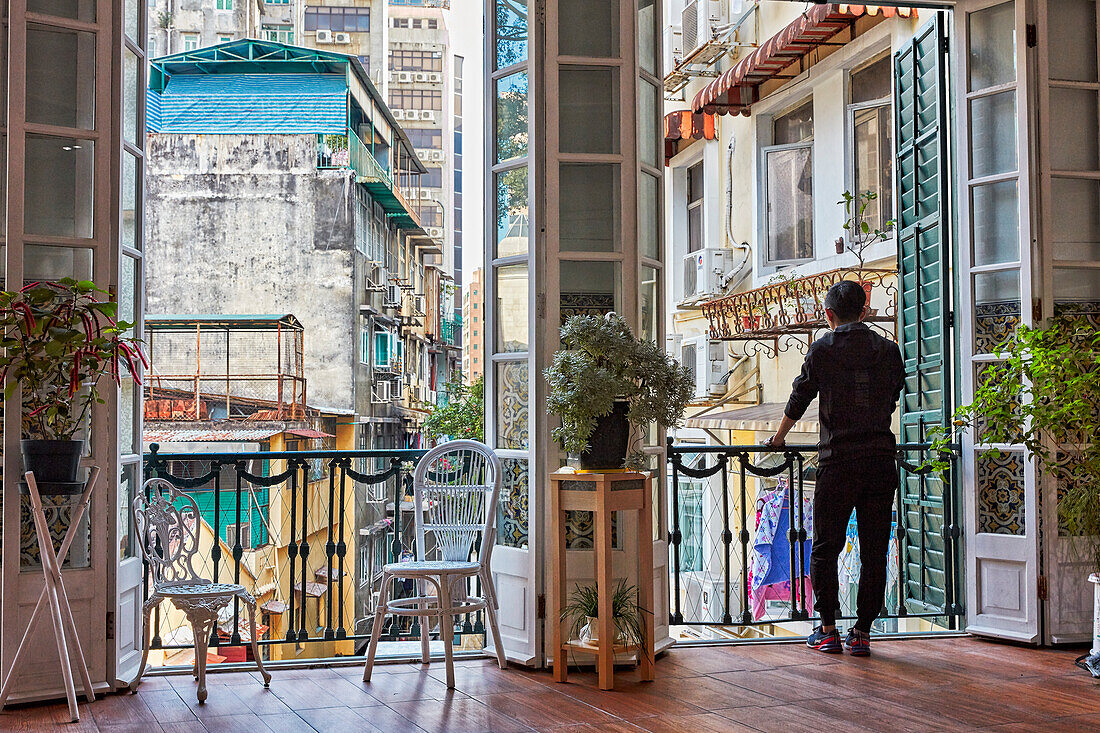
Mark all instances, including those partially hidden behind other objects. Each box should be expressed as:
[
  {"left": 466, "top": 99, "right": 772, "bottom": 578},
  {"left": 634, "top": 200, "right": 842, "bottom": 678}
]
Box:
[
  {"left": 927, "top": 315, "right": 1100, "bottom": 674},
  {"left": 545, "top": 313, "right": 694, "bottom": 471},
  {"left": 837, "top": 190, "right": 894, "bottom": 309},
  {"left": 0, "top": 279, "right": 146, "bottom": 491}
]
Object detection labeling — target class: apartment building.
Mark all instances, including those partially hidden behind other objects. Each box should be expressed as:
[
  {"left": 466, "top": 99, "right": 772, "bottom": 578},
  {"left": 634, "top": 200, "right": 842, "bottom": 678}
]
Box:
[
  {"left": 147, "top": 0, "right": 295, "bottom": 56},
  {"left": 298, "top": 0, "right": 390, "bottom": 90}
]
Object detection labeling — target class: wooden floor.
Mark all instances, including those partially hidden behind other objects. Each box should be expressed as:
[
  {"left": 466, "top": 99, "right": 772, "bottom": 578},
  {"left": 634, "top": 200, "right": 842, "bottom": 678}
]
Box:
[{"left": 3, "top": 637, "right": 1098, "bottom": 732}]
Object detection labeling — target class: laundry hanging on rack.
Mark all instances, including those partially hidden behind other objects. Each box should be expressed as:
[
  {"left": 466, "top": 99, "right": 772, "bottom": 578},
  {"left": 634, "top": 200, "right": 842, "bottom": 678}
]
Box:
[
  {"left": 837, "top": 511, "right": 901, "bottom": 610},
  {"left": 748, "top": 478, "right": 814, "bottom": 620}
]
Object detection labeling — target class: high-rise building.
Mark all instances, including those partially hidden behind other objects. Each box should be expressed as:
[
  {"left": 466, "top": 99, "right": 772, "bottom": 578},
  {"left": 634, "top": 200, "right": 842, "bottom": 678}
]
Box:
[{"left": 462, "top": 268, "right": 484, "bottom": 383}]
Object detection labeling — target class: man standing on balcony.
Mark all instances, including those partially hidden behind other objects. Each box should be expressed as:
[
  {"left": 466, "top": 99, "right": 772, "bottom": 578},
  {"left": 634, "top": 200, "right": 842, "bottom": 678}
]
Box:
[{"left": 764, "top": 280, "right": 905, "bottom": 657}]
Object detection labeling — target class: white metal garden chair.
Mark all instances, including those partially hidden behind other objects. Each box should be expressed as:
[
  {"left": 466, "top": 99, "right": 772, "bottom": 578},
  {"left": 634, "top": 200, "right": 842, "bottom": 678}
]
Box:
[
  {"left": 130, "top": 477, "right": 271, "bottom": 702},
  {"left": 362, "top": 440, "right": 507, "bottom": 688}
]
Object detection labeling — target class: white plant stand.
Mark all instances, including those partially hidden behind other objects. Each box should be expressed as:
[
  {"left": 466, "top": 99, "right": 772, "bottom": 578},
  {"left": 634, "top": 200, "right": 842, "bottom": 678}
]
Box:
[{"left": 0, "top": 468, "right": 101, "bottom": 722}]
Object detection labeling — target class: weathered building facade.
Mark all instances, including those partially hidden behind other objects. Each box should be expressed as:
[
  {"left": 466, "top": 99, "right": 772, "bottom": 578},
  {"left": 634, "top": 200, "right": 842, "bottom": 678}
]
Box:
[{"left": 144, "top": 40, "right": 452, "bottom": 449}]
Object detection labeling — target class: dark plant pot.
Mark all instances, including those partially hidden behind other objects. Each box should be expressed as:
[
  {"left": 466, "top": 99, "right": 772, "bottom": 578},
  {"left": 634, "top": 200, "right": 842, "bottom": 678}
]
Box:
[
  {"left": 20, "top": 439, "right": 84, "bottom": 487},
  {"left": 578, "top": 401, "right": 630, "bottom": 471}
]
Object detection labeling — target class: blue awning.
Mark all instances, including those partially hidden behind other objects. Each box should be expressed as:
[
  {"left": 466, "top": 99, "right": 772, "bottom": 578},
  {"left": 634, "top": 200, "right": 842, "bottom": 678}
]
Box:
[{"left": 148, "top": 73, "right": 347, "bottom": 134}]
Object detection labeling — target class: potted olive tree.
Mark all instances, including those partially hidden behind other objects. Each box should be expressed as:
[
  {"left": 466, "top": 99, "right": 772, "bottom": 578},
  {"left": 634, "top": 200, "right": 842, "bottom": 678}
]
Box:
[
  {"left": 926, "top": 315, "right": 1099, "bottom": 674},
  {"left": 0, "top": 279, "right": 146, "bottom": 491},
  {"left": 545, "top": 313, "right": 694, "bottom": 470}
]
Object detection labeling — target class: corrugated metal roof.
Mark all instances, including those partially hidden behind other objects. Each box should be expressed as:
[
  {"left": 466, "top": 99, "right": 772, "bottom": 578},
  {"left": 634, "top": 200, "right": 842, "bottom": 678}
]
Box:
[
  {"left": 143, "top": 426, "right": 284, "bottom": 442},
  {"left": 148, "top": 73, "right": 347, "bottom": 135}
]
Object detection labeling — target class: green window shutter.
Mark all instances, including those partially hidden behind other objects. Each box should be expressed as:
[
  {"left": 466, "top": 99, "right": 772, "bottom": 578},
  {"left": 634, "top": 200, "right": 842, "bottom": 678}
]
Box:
[{"left": 894, "top": 13, "right": 957, "bottom": 617}]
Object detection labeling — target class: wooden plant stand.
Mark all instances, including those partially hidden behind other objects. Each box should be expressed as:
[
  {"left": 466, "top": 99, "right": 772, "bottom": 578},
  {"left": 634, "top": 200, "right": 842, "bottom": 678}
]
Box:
[
  {"left": 0, "top": 468, "right": 101, "bottom": 722},
  {"left": 550, "top": 470, "right": 655, "bottom": 691}
]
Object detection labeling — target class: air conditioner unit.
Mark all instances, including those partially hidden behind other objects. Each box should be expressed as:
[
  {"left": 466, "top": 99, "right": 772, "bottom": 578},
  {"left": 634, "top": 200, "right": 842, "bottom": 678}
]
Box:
[
  {"left": 682, "top": 571, "right": 730, "bottom": 625},
  {"left": 663, "top": 24, "right": 683, "bottom": 75},
  {"left": 383, "top": 283, "right": 402, "bottom": 307},
  {"left": 683, "top": 247, "right": 733, "bottom": 301},
  {"left": 398, "top": 71, "right": 413, "bottom": 83},
  {"left": 682, "top": 336, "right": 726, "bottom": 400},
  {"left": 427, "top": 227, "right": 443, "bottom": 239},
  {"left": 682, "top": 0, "right": 727, "bottom": 55},
  {"left": 666, "top": 333, "right": 683, "bottom": 360},
  {"left": 371, "top": 379, "right": 392, "bottom": 404},
  {"left": 365, "top": 266, "right": 386, "bottom": 293},
  {"left": 417, "top": 189, "right": 431, "bottom": 199},
  {"left": 315, "top": 29, "right": 333, "bottom": 43},
  {"left": 429, "top": 150, "right": 444, "bottom": 162},
  {"left": 393, "top": 109, "right": 407, "bottom": 120},
  {"left": 428, "top": 73, "right": 443, "bottom": 84},
  {"left": 419, "top": 110, "right": 435, "bottom": 121},
  {"left": 412, "top": 294, "right": 426, "bottom": 315},
  {"left": 333, "top": 32, "right": 351, "bottom": 44},
  {"left": 414, "top": 72, "right": 429, "bottom": 83}
]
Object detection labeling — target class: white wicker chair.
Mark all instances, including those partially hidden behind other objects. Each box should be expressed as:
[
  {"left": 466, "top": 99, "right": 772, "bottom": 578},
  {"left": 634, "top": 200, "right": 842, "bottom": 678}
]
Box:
[
  {"left": 362, "top": 440, "right": 507, "bottom": 688},
  {"left": 130, "top": 478, "right": 271, "bottom": 702}
]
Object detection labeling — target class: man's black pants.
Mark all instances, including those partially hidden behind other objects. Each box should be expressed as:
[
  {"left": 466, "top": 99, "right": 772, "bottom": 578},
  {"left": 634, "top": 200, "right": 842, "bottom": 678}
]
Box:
[{"left": 811, "top": 457, "right": 896, "bottom": 633}]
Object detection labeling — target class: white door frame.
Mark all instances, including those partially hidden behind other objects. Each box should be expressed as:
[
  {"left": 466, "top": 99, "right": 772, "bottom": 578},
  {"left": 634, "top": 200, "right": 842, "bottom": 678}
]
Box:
[{"left": 955, "top": 0, "right": 1041, "bottom": 642}]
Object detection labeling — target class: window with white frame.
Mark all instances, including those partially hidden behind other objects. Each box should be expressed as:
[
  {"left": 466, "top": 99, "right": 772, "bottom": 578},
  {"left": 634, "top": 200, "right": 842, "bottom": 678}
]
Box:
[
  {"left": 182, "top": 33, "right": 200, "bottom": 51},
  {"left": 262, "top": 24, "right": 294, "bottom": 44},
  {"left": 677, "top": 480, "right": 703, "bottom": 572},
  {"left": 687, "top": 162, "right": 704, "bottom": 253},
  {"left": 225, "top": 522, "right": 251, "bottom": 550},
  {"left": 848, "top": 55, "right": 894, "bottom": 235},
  {"left": 763, "top": 100, "right": 814, "bottom": 264}
]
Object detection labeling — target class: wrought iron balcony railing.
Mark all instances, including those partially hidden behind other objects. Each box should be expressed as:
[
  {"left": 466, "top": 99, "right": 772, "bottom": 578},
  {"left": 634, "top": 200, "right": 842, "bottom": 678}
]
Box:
[
  {"left": 700, "top": 267, "right": 898, "bottom": 356},
  {"left": 141, "top": 446, "right": 487, "bottom": 666},
  {"left": 666, "top": 441, "right": 962, "bottom": 638}
]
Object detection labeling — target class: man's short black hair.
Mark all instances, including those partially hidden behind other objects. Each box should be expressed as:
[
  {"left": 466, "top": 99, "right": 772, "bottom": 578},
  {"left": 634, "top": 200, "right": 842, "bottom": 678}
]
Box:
[{"left": 823, "top": 280, "right": 866, "bottom": 322}]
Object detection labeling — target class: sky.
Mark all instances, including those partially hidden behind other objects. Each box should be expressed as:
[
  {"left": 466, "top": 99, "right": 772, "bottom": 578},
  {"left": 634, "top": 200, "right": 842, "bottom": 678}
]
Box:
[{"left": 444, "top": 2, "right": 485, "bottom": 287}]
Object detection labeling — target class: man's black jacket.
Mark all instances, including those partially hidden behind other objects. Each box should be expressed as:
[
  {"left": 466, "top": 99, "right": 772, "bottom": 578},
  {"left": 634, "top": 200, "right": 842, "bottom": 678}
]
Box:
[{"left": 784, "top": 322, "right": 905, "bottom": 466}]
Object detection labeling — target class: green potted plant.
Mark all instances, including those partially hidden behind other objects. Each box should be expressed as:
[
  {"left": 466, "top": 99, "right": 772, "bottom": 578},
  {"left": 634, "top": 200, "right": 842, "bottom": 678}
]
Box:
[
  {"left": 838, "top": 190, "right": 895, "bottom": 290},
  {"left": 545, "top": 313, "right": 694, "bottom": 471},
  {"left": 926, "top": 315, "right": 1099, "bottom": 673},
  {"left": 0, "top": 279, "right": 146, "bottom": 490},
  {"left": 561, "top": 579, "right": 647, "bottom": 655}
]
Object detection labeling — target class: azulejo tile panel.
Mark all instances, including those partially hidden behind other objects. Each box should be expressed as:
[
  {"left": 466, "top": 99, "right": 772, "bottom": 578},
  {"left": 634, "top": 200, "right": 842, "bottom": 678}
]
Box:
[
  {"left": 977, "top": 450, "right": 1026, "bottom": 535},
  {"left": 497, "top": 457, "right": 529, "bottom": 549},
  {"left": 974, "top": 299, "right": 1021, "bottom": 354},
  {"left": 497, "top": 360, "right": 529, "bottom": 451}
]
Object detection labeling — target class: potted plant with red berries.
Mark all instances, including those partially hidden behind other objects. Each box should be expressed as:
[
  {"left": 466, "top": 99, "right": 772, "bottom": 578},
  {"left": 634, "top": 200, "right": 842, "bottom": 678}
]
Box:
[{"left": 0, "top": 279, "right": 147, "bottom": 492}]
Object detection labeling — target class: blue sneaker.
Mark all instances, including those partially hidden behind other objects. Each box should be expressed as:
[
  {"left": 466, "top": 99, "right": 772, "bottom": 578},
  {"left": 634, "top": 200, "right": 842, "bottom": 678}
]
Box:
[
  {"left": 844, "top": 628, "right": 870, "bottom": 656},
  {"left": 806, "top": 626, "right": 842, "bottom": 653}
]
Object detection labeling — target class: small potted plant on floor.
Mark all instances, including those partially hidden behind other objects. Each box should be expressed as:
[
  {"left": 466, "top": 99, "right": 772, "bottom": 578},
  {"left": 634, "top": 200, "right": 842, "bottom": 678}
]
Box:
[
  {"left": 926, "top": 315, "right": 1099, "bottom": 674},
  {"left": 0, "top": 279, "right": 146, "bottom": 491},
  {"left": 562, "top": 579, "right": 648, "bottom": 654},
  {"left": 545, "top": 313, "right": 694, "bottom": 471}
]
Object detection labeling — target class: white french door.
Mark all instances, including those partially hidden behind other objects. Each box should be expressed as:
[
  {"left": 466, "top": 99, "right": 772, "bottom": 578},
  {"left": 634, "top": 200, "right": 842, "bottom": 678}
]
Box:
[
  {"left": 484, "top": 0, "right": 540, "bottom": 665},
  {"left": 113, "top": 0, "right": 149, "bottom": 682},
  {"left": 955, "top": 0, "right": 1041, "bottom": 642},
  {"left": 1033, "top": 0, "right": 1100, "bottom": 644}
]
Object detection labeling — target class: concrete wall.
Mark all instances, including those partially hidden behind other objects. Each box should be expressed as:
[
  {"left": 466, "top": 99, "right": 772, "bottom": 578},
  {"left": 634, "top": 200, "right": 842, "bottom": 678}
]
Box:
[{"left": 145, "top": 132, "right": 359, "bottom": 413}]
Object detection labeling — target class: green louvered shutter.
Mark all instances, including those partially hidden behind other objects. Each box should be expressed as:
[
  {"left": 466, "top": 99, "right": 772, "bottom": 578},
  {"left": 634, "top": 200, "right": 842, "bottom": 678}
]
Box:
[{"left": 894, "top": 14, "right": 957, "bottom": 617}]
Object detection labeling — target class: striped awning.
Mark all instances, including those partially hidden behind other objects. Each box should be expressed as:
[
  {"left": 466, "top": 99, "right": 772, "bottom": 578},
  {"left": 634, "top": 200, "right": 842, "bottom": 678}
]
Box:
[
  {"left": 685, "top": 402, "right": 819, "bottom": 433},
  {"left": 692, "top": 4, "right": 915, "bottom": 115},
  {"left": 664, "top": 110, "right": 718, "bottom": 165}
]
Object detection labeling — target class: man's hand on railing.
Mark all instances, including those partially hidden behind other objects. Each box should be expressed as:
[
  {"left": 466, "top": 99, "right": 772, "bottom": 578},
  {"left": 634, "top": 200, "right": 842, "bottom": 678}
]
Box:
[{"left": 762, "top": 434, "right": 784, "bottom": 449}]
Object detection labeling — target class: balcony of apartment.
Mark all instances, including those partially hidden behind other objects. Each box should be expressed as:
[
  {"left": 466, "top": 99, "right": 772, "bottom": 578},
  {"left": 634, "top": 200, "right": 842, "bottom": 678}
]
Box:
[
  {"left": 316, "top": 132, "right": 424, "bottom": 231},
  {"left": 13, "top": 438, "right": 1100, "bottom": 731},
  {"left": 441, "top": 313, "right": 461, "bottom": 347}
]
